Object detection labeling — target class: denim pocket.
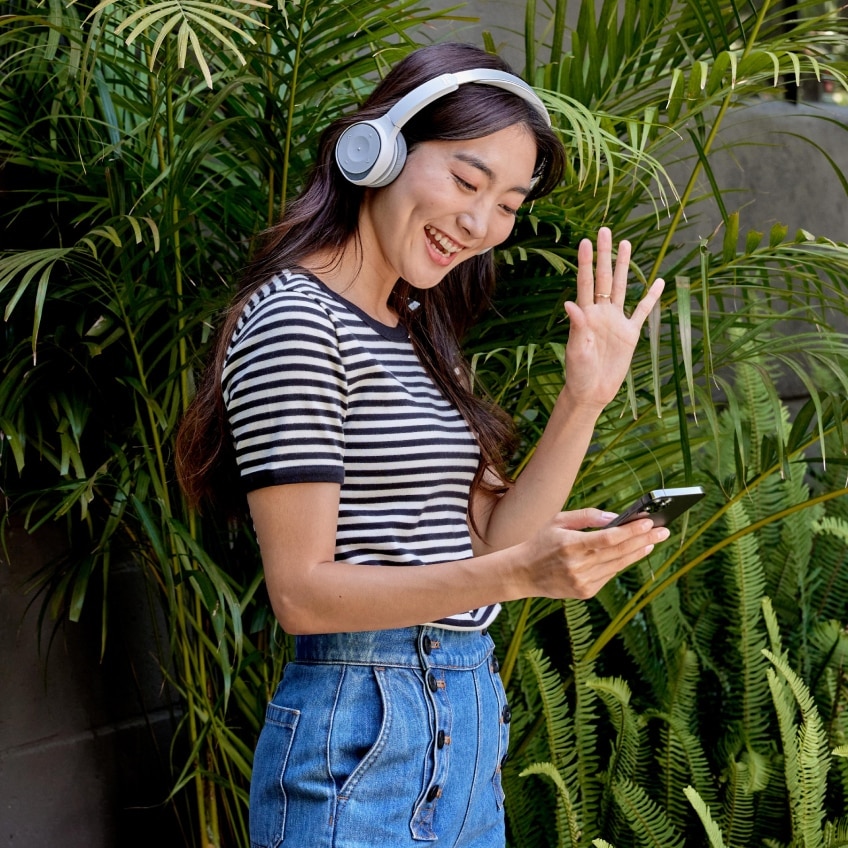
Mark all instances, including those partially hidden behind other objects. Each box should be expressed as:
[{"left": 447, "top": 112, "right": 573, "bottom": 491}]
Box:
[
  {"left": 329, "top": 665, "right": 387, "bottom": 795},
  {"left": 249, "top": 703, "right": 300, "bottom": 848}
]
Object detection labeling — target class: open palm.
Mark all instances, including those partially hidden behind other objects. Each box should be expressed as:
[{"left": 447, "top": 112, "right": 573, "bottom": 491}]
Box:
[{"left": 562, "top": 227, "right": 664, "bottom": 407}]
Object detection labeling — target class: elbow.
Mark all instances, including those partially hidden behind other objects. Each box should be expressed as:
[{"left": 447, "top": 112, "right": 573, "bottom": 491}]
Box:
[{"left": 270, "top": 592, "right": 325, "bottom": 636}]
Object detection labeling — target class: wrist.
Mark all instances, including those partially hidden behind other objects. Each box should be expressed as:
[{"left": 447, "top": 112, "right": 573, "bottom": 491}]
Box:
[
  {"left": 503, "top": 539, "right": 536, "bottom": 601},
  {"left": 556, "top": 385, "right": 606, "bottom": 419}
]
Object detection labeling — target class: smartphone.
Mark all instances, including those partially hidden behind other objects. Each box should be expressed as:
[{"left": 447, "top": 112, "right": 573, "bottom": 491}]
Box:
[{"left": 605, "top": 486, "right": 706, "bottom": 528}]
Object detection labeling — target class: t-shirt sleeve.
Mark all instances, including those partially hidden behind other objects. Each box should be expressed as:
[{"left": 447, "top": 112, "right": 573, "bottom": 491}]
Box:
[{"left": 221, "top": 289, "right": 347, "bottom": 492}]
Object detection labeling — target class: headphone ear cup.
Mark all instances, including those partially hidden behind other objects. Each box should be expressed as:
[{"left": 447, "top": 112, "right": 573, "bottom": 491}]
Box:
[
  {"left": 368, "top": 132, "right": 407, "bottom": 188},
  {"left": 335, "top": 120, "right": 387, "bottom": 185}
]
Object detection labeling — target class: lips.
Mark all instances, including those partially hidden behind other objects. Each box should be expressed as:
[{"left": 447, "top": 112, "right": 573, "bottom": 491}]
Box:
[{"left": 425, "top": 224, "right": 464, "bottom": 257}]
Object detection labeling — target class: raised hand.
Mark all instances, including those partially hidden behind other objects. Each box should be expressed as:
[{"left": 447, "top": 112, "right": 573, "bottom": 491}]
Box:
[{"left": 562, "top": 227, "right": 664, "bottom": 409}]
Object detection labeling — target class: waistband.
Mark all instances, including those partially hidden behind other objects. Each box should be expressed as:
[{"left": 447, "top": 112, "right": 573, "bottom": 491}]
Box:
[{"left": 295, "top": 625, "right": 494, "bottom": 670}]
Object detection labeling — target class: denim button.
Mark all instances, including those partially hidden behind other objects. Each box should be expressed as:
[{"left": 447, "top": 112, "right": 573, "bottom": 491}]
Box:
[
  {"left": 422, "top": 635, "right": 432, "bottom": 655},
  {"left": 426, "top": 784, "right": 440, "bottom": 802},
  {"left": 437, "top": 729, "right": 445, "bottom": 749},
  {"left": 491, "top": 656, "right": 500, "bottom": 673},
  {"left": 502, "top": 704, "right": 512, "bottom": 724},
  {"left": 427, "top": 672, "right": 438, "bottom": 692}
]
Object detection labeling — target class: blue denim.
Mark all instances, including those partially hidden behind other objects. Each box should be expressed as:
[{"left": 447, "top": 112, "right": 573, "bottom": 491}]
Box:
[{"left": 249, "top": 626, "right": 510, "bottom": 847}]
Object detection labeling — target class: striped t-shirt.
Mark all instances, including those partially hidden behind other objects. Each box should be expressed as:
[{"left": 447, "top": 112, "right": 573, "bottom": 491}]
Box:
[{"left": 221, "top": 268, "right": 500, "bottom": 630}]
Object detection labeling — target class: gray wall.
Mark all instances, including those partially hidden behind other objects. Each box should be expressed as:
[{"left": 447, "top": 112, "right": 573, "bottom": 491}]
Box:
[
  {"left": 671, "top": 99, "right": 848, "bottom": 246},
  {"left": 1, "top": 519, "right": 182, "bottom": 845}
]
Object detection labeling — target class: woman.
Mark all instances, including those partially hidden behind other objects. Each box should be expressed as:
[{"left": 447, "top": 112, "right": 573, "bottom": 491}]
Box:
[{"left": 177, "top": 42, "right": 667, "bottom": 848}]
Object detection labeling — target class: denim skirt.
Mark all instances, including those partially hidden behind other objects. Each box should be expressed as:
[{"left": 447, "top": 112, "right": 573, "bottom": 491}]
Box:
[{"left": 248, "top": 625, "right": 510, "bottom": 847}]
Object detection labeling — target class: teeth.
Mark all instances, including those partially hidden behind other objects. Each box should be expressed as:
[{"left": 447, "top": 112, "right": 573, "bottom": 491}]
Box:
[{"left": 425, "top": 224, "right": 462, "bottom": 255}]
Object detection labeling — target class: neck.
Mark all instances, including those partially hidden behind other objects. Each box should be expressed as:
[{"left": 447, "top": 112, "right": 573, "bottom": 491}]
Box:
[{"left": 303, "top": 240, "right": 399, "bottom": 326}]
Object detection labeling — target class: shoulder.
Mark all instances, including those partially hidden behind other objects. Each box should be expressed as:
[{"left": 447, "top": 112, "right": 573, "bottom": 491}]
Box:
[
  {"left": 232, "top": 268, "right": 340, "bottom": 345},
  {"left": 222, "top": 270, "right": 347, "bottom": 395}
]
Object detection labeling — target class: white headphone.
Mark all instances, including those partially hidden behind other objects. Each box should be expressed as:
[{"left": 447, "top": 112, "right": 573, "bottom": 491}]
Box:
[{"left": 334, "top": 68, "right": 551, "bottom": 188}]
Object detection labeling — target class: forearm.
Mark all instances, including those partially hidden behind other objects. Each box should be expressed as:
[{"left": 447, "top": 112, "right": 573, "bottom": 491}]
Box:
[
  {"left": 474, "top": 389, "right": 605, "bottom": 553},
  {"left": 268, "top": 547, "right": 526, "bottom": 635}
]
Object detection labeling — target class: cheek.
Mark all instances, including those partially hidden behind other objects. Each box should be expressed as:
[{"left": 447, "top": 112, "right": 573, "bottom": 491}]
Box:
[{"left": 488, "top": 216, "right": 517, "bottom": 247}]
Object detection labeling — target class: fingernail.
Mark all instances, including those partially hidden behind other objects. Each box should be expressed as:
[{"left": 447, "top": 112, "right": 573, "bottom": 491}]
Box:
[
  {"left": 645, "top": 544, "right": 655, "bottom": 555},
  {"left": 601, "top": 512, "right": 618, "bottom": 521},
  {"left": 657, "top": 528, "right": 671, "bottom": 541}
]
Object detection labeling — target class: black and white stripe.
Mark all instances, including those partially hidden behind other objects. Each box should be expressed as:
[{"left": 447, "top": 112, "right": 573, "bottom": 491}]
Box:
[{"left": 222, "top": 269, "right": 500, "bottom": 630}]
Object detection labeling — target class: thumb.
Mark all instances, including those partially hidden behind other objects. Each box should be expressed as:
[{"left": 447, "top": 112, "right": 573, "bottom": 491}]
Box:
[{"left": 554, "top": 508, "right": 617, "bottom": 531}]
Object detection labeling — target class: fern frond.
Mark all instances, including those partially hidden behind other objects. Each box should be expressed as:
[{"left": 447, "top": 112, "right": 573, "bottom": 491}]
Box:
[
  {"left": 522, "top": 647, "right": 581, "bottom": 847},
  {"left": 762, "top": 596, "right": 785, "bottom": 657},
  {"left": 724, "top": 498, "right": 772, "bottom": 750},
  {"left": 719, "top": 758, "right": 759, "bottom": 847},
  {"left": 611, "top": 778, "right": 685, "bottom": 848},
  {"left": 823, "top": 817, "right": 848, "bottom": 848},
  {"left": 520, "top": 762, "right": 582, "bottom": 848},
  {"left": 650, "top": 643, "right": 719, "bottom": 827},
  {"left": 588, "top": 676, "right": 644, "bottom": 786},
  {"left": 765, "top": 647, "right": 831, "bottom": 848},
  {"left": 684, "top": 785, "right": 728, "bottom": 848},
  {"left": 650, "top": 708, "right": 718, "bottom": 828},
  {"left": 504, "top": 761, "right": 554, "bottom": 848},
  {"left": 524, "top": 647, "right": 576, "bottom": 775},
  {"left": 565, "top": 598, "right": 604, "bottom": 828},
  {"left": 807, "top": 486, "right": 848, "bottom": 621}
]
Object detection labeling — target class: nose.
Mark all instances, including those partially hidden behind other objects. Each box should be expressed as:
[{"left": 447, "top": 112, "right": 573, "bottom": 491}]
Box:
[{"left": 456, "top": 206, "right": 488, "bottom": 242}]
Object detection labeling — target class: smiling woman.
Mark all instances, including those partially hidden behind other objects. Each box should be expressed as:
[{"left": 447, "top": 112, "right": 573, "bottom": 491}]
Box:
[{"left": 175, "top": 41, "right": 666, "bottom": 848}]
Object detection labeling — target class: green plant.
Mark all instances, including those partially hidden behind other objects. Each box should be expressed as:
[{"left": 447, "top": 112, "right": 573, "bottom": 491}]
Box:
[
  {"left": 464, "top": 0, "right": 848, "bottom": 843},
  {"left": 496, "top": 369, "right": 848, "bottom": 846}
]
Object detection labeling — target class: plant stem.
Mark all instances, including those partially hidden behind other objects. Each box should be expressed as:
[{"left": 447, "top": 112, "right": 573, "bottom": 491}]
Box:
[{"left": 647, "top": 0, "right": 775, "bottom": 285}]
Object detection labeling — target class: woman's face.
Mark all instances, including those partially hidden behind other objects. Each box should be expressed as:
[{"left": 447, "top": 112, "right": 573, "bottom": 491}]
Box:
[{"left": 358, "top": 123, "right": 538, "bottom": 290}]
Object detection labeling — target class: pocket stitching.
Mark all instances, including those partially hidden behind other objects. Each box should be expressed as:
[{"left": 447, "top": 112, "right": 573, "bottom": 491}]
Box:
[
  {"left": 251, "top": 704, "right": 300, "bottom": 848},
  {"left": 336, "top": 666, "right": 392, "bottom": 800}
]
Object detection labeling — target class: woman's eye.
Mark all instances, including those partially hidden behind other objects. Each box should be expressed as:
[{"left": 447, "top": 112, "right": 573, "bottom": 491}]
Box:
[
  {"left": 453, "top": 174, "right": 476, "bottom": 191},
  {"left": 500, "top": 204, "right": 518, "bottom": 216}
]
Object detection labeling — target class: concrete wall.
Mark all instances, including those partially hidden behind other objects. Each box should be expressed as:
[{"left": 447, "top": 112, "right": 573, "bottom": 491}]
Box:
[
  {"left": 0, "top": 519, "right": 182, "bottom": 845},
  {"left": 672, "top": 99, "right": 848, "bottom": 246}
]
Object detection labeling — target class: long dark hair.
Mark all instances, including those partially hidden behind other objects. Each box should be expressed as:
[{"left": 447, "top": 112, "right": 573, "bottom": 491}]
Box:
[{"left": 176, "top": 42, "right": 565, "bottom": 514}]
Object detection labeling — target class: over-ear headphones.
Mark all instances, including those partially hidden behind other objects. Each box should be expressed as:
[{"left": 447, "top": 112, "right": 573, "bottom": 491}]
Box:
[{"left": 335, "top": 68, "right": 551, "bottom": 188}]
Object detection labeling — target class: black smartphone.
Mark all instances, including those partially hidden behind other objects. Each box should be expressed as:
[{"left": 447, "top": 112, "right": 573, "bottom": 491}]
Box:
[{"left": 605, "top": 486, "right": 706, "bottom": 528}]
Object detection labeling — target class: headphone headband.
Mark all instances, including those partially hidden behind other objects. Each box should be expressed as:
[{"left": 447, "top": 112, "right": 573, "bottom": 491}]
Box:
[
  {"left": 384, "top": 69, "right": 551, "bottom": 131},
  {"left": 335, "top": 67, "right": 551, "bottom": 188}
]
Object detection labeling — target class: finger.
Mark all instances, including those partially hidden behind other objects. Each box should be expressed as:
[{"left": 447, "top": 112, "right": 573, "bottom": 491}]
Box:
[
  {"left": 610, "top": 239, "right": 631, "bottom": 305},
  {"left": 554, "top": 507, "right": 619, "bottom": 530},
  {"left": 564, "top": 519, "right": 661, "bottom": 565},
  {"left": 594, "top": 227, "right": 613, "bottom": 300},
  {"left": 575, "top": 237, "right": 595, "bottom": 309},
  {"left": 628, "top": 278, "right": 666, "bottom": 327},
  {"left": 589, "top": 519, "right": 668, "bottom": 556}
]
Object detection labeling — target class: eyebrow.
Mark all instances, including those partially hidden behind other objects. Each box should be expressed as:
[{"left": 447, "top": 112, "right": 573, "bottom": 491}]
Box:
[{"left": 452, "top": 152, "right": 531, "bottom": 197}]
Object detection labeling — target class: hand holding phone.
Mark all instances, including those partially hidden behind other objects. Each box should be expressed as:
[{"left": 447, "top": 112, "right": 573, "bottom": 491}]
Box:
[{"left": 605, "top": 486, "right": 705, "bottom": 528}]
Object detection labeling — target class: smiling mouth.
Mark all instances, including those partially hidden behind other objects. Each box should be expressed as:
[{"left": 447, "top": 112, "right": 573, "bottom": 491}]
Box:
[{"left": 425, "top": 224, "right": 463, "bottom": 257}]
